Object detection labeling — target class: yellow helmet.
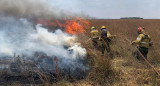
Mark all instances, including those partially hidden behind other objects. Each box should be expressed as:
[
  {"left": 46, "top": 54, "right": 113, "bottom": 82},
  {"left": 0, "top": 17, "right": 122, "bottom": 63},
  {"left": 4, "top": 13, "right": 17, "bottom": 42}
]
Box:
[
  {"left": 101, "top": 26, "right": 106, "bottom": 29},
  {"left": 91, "top": 26, "right": 95, "bottom": 30}
]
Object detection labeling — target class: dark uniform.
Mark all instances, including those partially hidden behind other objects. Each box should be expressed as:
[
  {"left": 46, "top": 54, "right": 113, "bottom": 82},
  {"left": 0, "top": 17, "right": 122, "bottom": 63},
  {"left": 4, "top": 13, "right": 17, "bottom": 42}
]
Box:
[{"left": 100, "top": 28, "right": 111, "bottom": 55}]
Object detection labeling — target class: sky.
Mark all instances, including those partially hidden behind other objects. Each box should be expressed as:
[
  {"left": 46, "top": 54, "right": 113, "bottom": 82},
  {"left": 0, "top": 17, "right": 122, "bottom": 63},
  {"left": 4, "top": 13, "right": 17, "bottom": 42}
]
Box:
[{"left": 45, "top": 0, "right": 160, "bottom": 19}]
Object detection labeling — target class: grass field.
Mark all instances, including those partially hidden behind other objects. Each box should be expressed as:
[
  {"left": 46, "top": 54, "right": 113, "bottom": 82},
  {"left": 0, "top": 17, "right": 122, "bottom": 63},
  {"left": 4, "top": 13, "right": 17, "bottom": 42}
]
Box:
[
  {"left": 75, "top": 19, "right": 160, "bottom": 86},
  {"left": 1, "top": 19, "right": 160, "bottom": 86},
  {"left": 40, "top": 19, "right": 160, "bottom": 86}
]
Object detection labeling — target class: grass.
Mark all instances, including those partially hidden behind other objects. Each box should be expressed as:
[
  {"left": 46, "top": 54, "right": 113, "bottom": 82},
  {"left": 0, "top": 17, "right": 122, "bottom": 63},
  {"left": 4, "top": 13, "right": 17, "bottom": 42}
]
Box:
[
  {"left": 1, "top": 19, "right": 160, "bottom": 86},
  {"left": 88, "top": 19, "right": 160, "bottom": 86}
]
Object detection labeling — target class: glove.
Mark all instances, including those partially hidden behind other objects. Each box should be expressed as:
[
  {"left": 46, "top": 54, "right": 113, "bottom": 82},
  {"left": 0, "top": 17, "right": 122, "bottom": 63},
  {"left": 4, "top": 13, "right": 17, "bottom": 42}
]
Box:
[
  {"left": 131, "top": 42, "right": 135, "bottom": 45},
  {"left": 99, "top": 37, "right": 102, "bottom": 41}
]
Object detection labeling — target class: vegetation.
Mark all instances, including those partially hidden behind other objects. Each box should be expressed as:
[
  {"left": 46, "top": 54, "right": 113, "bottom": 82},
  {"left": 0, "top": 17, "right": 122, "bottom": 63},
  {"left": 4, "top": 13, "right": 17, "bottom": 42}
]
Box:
[
  {"left": 54, "top": 19, "right": 160, "bottom": 86},
  {"left": 120, "top": 17, "right": 143, "bottom": 19},
  {"left": 86, "top": 19, "right": 160, "bottom": 86},
  {"left": 1, "top": 19, "right": 160, "bottom": 86}
]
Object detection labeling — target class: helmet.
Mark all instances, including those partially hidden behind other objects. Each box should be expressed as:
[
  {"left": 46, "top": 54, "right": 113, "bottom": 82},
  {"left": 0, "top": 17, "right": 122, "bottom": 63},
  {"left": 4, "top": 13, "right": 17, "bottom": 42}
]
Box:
[
  {"left": 91, "top": 26, "right": 95, "bottom": 30},
  {"left": 138, "top": 27, "right": 142, "bottom": 32},
  {"left": 137, "top": 27, "right": 145, "bottom": 34},
  {"left": 101, "top": 26, "right": 106, "bottom": 29}
]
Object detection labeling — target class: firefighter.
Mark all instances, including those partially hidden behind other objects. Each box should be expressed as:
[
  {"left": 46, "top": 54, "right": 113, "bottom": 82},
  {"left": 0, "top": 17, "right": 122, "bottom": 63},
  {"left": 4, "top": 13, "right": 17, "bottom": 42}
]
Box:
[
  {"left": 132, "top": 27, "right": 153, "bottom": 60},
  {"left": 90, "top": 26, "right": 99, "bottom": 50},
  {"left": 99, "top": 26, "right": 111, "bottom": 56}
]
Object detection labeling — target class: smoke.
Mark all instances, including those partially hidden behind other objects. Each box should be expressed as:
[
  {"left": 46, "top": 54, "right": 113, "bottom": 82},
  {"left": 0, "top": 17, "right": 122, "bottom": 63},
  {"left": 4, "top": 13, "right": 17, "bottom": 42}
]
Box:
[
  {"left": 0, "top": 0, "right": 54, "bottom": 19},
  {"left": 0, "top": 16, "right": 88, "bottom": 73},
  {"left": 0, "top": 0, "right": 90, "bottom": 78},
  {"left": 0, "top": 0, "right": 90, "bottom": 20}
]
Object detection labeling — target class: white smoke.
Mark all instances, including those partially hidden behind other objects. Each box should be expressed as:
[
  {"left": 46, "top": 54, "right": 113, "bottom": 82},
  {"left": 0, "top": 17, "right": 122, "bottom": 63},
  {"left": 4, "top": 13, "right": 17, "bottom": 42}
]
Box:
[{"left": 0, "top": 16, "right": 88, "bottom": 71}]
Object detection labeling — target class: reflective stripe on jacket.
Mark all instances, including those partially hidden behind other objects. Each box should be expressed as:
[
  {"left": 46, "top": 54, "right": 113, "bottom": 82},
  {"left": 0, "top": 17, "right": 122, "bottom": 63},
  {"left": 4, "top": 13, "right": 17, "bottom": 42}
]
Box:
[{"left": 133, "top": 34, "right": 153, "bottom": 48}]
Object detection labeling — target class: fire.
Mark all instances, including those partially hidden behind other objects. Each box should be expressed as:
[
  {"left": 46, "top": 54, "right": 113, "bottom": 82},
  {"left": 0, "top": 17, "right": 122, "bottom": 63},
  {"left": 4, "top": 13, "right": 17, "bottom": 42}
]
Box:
[
  {"left": 37, "top": 17, "right": 91, "bottom": 34},
  {"left": 55, "top": 20, "right": 63, "bottom": 28},
  {"left": 65, "top": 18, "right": 90, "bottom": 34}
]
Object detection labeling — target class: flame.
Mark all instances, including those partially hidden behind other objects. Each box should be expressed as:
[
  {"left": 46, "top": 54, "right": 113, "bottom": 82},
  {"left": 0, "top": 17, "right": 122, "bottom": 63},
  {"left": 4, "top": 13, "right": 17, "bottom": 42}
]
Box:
[
  {"left": 65, "top": 18, "right": 90, "bottom": 34},
  {"left": 48, "top": 20, "right": 63, "bottom": 28},
  {"left": 37, "top": 19, "right": 63, "bottom": 28},
  {"left": 55, "top": 20, "right": 63, "bottom": 28},
  {"left": 37, "top": 17, "right": 90, "bottom": 34}
]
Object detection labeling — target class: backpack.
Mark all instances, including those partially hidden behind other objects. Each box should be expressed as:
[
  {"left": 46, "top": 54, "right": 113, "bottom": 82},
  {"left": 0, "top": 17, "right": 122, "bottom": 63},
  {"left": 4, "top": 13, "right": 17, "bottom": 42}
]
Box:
[
  {"left": 141, "top": 34, "right": 149, "bottom": 41},
  {"left": 101, "top": 29, "right": 111, "bottom": 42},
  {"left": 144, "top": 35, "right": 149, "bottom": 39}
]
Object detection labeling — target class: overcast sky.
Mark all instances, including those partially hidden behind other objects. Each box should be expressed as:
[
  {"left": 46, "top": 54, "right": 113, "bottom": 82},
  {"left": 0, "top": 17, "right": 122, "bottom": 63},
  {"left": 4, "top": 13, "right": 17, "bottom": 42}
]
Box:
[{"left": 46, "top": 0, "right": 160, "bottom": 19}]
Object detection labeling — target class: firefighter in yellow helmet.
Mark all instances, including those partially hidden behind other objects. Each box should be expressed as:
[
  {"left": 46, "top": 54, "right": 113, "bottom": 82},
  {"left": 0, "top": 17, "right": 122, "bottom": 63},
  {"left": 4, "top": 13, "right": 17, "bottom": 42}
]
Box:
[
  {"left": 132, "top": 27, "right": 153, "bottom": 60},
  {"left": 90, "top": 26, "right": 99, "bottom": 50},
  {"left": 99, "top": 26, "right": 112, "bottom": 56}
]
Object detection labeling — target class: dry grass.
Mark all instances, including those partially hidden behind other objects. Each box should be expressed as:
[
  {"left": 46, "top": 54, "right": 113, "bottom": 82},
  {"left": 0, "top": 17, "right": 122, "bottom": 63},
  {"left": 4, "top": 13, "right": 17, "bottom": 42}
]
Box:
[
  {"left": 87, "top": 19, "right": 160, "bottom": 86},
  {"left": 53, "top": 19, "right": 160, "bottom": 86},
  {"left": 2, "top": 19, "right": 160, "bottom": 86}
]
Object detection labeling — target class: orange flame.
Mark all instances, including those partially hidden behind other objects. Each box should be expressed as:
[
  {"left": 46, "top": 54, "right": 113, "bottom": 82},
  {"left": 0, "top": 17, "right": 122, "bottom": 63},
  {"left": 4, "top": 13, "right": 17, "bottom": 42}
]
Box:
[
  {"left": 65, "top": 18, "right": 90, "bottom": 34},
  {"left": 55, "top": 20, "right": 63, "bottom": 28},
  {"left": 37, "top": 17, "right": 90, "bottom": 35}
]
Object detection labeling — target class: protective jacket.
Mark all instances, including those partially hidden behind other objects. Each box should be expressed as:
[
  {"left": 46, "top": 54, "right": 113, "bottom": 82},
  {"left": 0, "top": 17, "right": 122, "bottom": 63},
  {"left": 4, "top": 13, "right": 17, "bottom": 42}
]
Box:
[
  {"left": 90, "top": 30, "right": 99, "bottom": 38},
  {"left": 132, "top": 33, "right": 153, "bottom": 48}
]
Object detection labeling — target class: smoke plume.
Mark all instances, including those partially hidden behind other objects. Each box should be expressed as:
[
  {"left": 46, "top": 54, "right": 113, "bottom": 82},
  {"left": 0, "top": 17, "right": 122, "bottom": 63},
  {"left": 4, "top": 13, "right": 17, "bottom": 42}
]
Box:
[
  {"left": 0, "top": 16, "right": 88, "bottom": 74},
  {"left": 0, "top": 0, "right": 90, "bottom": 20},
  {"left": 0, "top": 0, "right": 55, "bottom": 19},
  {"left": 0, "top": 0, "right": 90, "bottom": 78}
]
